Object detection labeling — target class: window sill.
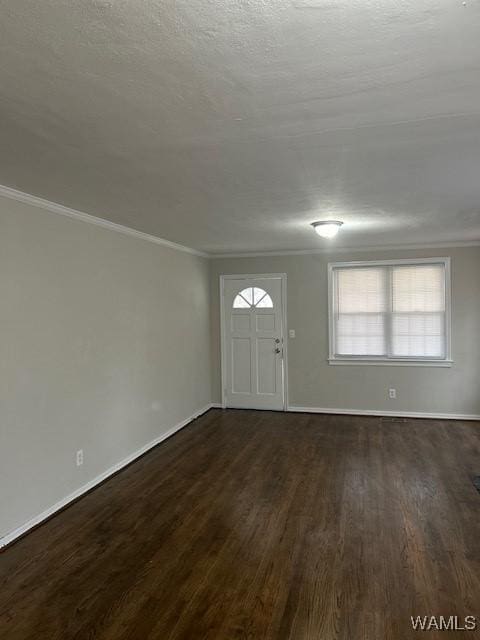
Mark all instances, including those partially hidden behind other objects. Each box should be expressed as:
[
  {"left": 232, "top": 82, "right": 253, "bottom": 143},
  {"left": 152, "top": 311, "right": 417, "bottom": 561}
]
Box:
[{"left": 328, "top": 358, "right": 453, "bottom": 368}]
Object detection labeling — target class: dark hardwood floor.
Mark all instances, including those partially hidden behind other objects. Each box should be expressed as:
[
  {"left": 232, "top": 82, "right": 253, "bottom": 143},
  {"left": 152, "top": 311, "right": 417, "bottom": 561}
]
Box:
[{"left": 1, "top": 409, "right": 480, "bottom": 639}]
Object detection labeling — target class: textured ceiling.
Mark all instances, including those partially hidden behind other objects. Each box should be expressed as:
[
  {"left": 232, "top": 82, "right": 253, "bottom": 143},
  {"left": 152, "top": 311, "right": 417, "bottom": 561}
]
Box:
[{"left": 1, "top": 0, "right": 480, "bottom": 254}]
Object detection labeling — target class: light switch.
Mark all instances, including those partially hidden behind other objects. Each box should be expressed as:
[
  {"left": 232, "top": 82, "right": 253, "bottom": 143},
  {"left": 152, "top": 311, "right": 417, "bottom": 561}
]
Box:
[{"left": 288, "top": 329, "right": 296, "bottom": 339}]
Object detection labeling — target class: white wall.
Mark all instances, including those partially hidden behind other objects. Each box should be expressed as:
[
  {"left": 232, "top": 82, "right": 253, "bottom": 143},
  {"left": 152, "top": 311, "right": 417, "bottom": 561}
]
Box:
[
  {"left": 210, "top": 247, "right": 480, "bottom": 417},
  {"left": 0, "top": 195, "right": 212, "bottom": 541}
]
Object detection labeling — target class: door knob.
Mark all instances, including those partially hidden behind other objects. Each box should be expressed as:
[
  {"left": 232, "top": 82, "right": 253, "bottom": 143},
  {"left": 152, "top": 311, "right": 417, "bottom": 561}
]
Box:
[{"left": 275, "top": 348, "right": 281, "bottom": 354}]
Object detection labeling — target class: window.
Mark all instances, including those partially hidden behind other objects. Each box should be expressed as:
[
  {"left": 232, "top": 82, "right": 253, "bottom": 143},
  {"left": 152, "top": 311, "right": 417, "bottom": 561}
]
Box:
[
  {"left": 328, "top": 258, "right": 451, "bottom": 365},
  {"left": 233, "top": 287, "right": 273, "bottom": 309}
]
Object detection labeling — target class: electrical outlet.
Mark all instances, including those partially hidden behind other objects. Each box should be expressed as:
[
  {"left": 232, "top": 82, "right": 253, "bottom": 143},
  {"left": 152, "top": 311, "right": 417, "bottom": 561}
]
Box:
[
  {"left": 289, "top": 329, "right": 296, "bottom": 338},
  {"left": 76, "top": 449, "right": 84, "bottom": 467},
  {"left": 388, "top": 388, "right": 396, "bottom": 399}
]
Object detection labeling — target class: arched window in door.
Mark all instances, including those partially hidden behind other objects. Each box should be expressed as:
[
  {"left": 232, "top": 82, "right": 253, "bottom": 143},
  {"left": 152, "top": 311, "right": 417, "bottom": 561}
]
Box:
[{"left": 233, "top": 287, "right": 273, "bottom": 309}]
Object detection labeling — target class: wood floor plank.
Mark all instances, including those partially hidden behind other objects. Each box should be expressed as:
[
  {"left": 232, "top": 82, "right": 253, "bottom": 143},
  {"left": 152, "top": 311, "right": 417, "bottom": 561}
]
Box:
[{"left": 1, "top": 409, "right": 479, "bottom": 639}]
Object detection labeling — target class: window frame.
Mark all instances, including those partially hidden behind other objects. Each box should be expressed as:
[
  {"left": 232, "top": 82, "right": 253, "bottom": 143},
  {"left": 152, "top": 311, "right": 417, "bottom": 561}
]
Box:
[
  {"left": 233, "top": 287, "right": 274, "bottom": 309},
  {"left": 327, "top": 257, "right": 452, "bottom": 367}
]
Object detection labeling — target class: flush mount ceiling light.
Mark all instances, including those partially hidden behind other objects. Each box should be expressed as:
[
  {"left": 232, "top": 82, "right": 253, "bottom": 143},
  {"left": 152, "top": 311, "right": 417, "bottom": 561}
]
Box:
[{"left": 311, "top": 220, "right": 343, "bottom": 238}]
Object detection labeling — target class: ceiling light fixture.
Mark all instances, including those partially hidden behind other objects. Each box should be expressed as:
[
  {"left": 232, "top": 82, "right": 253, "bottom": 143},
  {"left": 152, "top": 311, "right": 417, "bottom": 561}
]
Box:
[{"left": 311, "top": 220, "right": 343, "bottom": 238}]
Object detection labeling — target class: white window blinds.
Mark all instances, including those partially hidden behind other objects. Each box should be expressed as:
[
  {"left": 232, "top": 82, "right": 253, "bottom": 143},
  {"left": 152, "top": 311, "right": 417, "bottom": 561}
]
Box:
[{"left": 331, "top": 260, "right": 449, "bottom": 361}]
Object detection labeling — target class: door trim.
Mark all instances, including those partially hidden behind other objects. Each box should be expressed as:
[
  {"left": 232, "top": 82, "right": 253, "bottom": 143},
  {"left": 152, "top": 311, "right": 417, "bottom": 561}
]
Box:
[{"left": 220, "top": 273, "right": 288, "bottom": 411}]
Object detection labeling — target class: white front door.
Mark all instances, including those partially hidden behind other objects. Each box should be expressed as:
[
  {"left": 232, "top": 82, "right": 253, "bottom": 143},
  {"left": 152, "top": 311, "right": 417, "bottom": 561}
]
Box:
[{"left": 222, "top": 275, "right": 285, "bottom": 411}]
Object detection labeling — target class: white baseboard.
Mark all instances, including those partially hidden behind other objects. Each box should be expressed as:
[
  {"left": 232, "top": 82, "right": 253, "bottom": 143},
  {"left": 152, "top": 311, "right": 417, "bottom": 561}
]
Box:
[
  {"left": 0, "top": 403, "right": 216, "bottom": 550},
  {"left": 288, "top": 406, "right": 480, "bottom": 421}
]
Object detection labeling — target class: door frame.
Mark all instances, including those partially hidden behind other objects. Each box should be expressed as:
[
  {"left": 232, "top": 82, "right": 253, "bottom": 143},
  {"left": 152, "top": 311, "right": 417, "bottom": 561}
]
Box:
[{"left": 220, "top": 273, "right": 288, "bottom": 411}]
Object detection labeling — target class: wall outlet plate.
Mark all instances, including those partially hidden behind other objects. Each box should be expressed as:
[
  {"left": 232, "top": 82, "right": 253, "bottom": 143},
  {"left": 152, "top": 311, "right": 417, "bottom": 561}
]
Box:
[{"left": 76, "top": 449, "right": 84, "bottom": 467}]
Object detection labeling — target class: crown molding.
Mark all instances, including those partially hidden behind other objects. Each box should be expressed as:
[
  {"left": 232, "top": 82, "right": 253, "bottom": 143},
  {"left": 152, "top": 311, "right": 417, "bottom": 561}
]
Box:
[
  {"left": 0, "top": 184, "right": 209, "bottom": 258},
  {"left": 210, "top": 240, "right": 480, "bottom": 259},
  {"left": 2, "top": 183, "right": 479, "bottom": 260}
]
